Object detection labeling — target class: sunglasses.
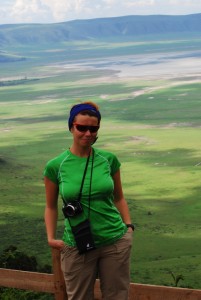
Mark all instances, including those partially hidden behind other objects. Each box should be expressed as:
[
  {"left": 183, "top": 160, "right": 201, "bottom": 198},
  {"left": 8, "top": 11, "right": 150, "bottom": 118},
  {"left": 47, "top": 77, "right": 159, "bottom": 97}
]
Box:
[{"left": 73, "top": 123, "right": 99, "bottom": 133}]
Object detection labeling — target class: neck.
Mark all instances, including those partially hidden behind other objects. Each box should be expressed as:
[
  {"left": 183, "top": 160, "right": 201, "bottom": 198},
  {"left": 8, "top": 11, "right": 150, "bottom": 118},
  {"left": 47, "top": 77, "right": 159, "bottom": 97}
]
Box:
[{"left": 70, "top": 145, "right": 92, "bottom": 157}]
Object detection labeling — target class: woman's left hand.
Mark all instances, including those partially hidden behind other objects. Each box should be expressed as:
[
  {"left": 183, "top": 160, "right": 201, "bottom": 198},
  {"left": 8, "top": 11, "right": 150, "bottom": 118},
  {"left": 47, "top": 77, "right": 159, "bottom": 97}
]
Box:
[{"left": 127, "top": 227, "right": 134, "bottom": 233}]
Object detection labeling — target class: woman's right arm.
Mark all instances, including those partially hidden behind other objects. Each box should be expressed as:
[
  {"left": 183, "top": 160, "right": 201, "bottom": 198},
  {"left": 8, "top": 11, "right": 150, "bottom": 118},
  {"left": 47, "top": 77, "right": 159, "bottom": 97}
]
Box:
[{"left": 44, "top": 176, "right": 65, "bottom": 250}]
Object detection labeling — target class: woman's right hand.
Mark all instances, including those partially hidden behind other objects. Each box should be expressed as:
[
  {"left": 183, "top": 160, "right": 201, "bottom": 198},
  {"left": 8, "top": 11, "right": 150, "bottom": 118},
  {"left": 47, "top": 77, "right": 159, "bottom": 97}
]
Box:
[{"left": 48, "top": 239, "right": 65, "bottom": 250}]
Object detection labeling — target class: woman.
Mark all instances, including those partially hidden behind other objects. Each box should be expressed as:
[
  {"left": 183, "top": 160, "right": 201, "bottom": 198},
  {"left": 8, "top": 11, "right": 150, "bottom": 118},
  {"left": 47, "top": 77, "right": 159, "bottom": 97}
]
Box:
[{"left": 44, "top": 101, "right": 134, "bottom": 300}]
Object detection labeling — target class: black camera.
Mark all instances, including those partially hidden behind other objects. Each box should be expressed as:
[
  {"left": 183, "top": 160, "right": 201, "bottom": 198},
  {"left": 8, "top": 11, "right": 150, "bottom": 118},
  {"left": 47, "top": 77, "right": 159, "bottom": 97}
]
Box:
[{"left": 62, "top": 201, "right": 83, "bottom": 218}]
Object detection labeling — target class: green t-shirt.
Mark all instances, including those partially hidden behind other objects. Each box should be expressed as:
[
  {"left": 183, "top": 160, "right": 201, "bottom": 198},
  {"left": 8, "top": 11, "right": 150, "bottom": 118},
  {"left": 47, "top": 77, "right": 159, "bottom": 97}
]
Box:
[{"left": 44, "top": 147, "right": 127, "bottom": 247}]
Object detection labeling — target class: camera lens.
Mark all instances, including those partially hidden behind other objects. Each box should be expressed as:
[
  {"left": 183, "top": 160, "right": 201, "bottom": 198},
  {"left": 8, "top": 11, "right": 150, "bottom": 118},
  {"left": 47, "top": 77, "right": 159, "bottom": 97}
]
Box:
[{"left": 66, "top": 204, "right": 76, "bottom": 217}]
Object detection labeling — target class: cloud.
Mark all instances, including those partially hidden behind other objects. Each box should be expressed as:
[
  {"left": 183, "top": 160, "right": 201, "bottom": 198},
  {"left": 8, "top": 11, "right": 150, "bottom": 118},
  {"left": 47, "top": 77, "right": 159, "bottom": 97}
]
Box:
[
  {"left": 10, "top": 0, "right": 52, "bottom": 23},
  {"left": 42, "top": 0, "right": 110, "bottom": 22},
  {"left": 125, "top": 0, "right": 155, "bottom": 7},
  {"left": 169, "top": 0, "right": 199, "bottom": 4},
  {"left": 1, "top": 0, "right": 103, "bottom": 24},
  {"left": 42, "top": 0, "right": 85, "bottom": 22},
  {"left": 1, "top": 0, "right": 201, "bottom": 24},
  {"left": 0, "top": 1, "right": 14, "bottom": 24}
]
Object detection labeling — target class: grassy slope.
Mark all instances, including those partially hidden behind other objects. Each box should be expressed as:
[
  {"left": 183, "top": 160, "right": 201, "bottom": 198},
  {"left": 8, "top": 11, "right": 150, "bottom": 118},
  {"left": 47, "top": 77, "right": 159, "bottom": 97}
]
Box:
[{"left": 0, "top": 37, "right": 201, "bottom": 289}]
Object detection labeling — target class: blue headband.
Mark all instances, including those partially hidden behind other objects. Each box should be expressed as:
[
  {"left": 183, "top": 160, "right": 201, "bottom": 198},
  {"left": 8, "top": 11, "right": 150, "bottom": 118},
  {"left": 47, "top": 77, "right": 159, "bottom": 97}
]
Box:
[{"left": 68, "top": 103, "right": 101, "bottom": 130}]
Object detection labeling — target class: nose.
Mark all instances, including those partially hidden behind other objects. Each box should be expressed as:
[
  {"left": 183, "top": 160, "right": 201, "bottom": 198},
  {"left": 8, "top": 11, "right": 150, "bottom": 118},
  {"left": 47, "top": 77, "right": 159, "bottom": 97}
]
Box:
[{"left": 85, "top": 129, "right": 92, "bottom": 135}]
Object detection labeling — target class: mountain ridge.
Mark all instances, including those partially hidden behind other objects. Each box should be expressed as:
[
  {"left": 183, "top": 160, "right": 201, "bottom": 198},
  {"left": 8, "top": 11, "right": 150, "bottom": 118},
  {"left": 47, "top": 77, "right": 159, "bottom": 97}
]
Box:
[{"left": 0, "top": 14, "right": 201, "bottom": 46}]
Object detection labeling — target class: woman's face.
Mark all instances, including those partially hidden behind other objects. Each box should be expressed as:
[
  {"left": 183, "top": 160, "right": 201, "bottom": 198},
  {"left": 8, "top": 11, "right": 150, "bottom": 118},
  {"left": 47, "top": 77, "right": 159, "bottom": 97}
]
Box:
[{"left": 71, "top": 113, "right": 99, "bottom": 147}]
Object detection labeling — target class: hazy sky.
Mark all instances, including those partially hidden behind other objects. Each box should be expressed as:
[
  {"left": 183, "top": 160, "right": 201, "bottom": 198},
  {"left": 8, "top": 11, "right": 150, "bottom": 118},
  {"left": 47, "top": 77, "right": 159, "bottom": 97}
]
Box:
[{"left": 1, "top": 0, "right": 201, "bottom": 25}]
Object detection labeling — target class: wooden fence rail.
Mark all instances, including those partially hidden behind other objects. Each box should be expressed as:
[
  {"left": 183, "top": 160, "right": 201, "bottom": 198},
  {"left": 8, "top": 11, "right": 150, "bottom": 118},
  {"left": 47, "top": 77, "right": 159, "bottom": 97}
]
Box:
[{"left": 0, "top": 248, "right": 201, "bottom": 300}]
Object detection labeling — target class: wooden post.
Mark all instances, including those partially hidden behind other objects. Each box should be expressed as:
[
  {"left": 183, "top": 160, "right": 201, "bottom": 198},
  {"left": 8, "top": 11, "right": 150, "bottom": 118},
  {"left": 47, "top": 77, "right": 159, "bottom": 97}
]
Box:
[
  {"left": 94, "top": 279, "right": 102, "bottom": 300},
  {"left": 51, "top": 248, "right": 67, "bottom": 300}
]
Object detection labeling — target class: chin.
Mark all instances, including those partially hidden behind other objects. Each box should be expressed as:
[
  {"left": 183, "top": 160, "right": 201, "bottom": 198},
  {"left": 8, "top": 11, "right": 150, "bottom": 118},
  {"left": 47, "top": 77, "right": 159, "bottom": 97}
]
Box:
[{"left": 82, "top": 140, "right": 92, "bottom": 145}]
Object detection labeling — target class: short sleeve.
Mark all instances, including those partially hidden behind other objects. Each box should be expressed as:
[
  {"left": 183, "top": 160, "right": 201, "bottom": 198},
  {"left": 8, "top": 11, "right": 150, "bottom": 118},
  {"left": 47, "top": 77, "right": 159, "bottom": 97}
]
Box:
[
  {"left": 43, "top": 159, "right": 59, "bottom": 184},
  {"left": 110, "top": 153, "right": 121, "bottom": 176}
]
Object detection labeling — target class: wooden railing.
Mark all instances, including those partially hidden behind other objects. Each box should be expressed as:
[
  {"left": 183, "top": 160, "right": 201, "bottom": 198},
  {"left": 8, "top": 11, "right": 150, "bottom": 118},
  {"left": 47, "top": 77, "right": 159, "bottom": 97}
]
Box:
[{"left": 0, "top": 248, "right": 201, "bottom": 300}]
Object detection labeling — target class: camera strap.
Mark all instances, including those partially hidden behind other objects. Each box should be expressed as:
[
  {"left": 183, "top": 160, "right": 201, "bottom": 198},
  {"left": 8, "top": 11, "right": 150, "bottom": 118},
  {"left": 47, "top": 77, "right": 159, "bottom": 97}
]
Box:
[
  {"left": 77, "top": 148, "right": 94, "bottom": 219},
  {"left": 77, "top": 149, "right": 92, "bottom": 203},
  {"left": 88, "top": 148, "right": 94, "bottom": 218}
]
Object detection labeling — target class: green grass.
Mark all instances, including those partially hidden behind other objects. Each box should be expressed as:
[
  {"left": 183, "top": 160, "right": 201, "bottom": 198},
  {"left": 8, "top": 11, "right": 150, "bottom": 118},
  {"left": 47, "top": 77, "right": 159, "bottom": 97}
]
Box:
[{"left": 1, "top": 39, "right": 201, "bottom": 289}]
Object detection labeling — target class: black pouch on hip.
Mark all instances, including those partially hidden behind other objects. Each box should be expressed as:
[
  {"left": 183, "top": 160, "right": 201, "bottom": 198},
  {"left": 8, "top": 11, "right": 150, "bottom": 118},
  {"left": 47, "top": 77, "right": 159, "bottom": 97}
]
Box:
[{"left": 71, "top": 219, "right": 96, "bottom": 254}]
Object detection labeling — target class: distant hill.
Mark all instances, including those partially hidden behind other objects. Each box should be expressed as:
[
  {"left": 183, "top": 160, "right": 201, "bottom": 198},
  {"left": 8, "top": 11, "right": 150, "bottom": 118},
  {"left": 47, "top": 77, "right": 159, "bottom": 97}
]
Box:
[
  {"left": 0, "top": 14, "right": 201, "bottom": 46},
  {"left": 0, "top": 50, "right": 25, "bottom": 62}
]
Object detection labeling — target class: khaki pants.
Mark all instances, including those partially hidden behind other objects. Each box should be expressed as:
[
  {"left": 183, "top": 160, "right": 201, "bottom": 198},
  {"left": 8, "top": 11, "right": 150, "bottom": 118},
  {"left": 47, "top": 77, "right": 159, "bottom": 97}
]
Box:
[{"left": 61, "top": 231, "right": 132, "bottom": 300}]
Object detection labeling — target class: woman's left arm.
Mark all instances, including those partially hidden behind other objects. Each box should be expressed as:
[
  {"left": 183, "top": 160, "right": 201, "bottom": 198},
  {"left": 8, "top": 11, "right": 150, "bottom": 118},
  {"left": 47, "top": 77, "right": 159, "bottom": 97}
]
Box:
[{"left": 112, "top": 169, "right": 132, "bottom": 227}]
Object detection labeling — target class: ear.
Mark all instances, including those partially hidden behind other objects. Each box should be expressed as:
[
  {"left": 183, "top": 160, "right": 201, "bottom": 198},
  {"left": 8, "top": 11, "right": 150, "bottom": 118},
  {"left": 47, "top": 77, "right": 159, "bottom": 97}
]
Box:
[{"left": 68, "top": 128, "right": 73, "bottom": 135}]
